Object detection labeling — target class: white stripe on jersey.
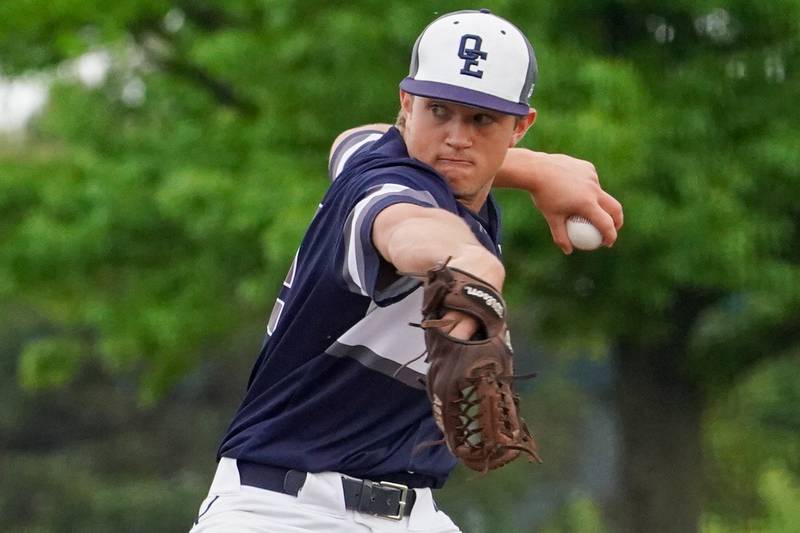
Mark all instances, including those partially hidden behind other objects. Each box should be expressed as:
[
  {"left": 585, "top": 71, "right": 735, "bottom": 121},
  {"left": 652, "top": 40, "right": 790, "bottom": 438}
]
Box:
[
  {"left": 333, "top": 133, "right": 384, "bottom": 180},
  {"left": 346, "top": 183, "right": 413, "bottom": 295},
  {"left": 329, "top": 287, "right": 429, "bottom": 377}
]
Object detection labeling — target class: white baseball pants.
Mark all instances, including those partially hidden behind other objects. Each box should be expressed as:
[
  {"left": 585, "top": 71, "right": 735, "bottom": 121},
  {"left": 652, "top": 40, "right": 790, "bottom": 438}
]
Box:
[{"left": 189, "top": 458, "right": 462, "bottom": 532}]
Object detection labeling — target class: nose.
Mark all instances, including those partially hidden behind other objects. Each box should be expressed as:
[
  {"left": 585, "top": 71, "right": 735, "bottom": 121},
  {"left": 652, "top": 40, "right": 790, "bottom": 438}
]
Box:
[{"left": 445, "top": 119, "right": 473, "bottom": 150}]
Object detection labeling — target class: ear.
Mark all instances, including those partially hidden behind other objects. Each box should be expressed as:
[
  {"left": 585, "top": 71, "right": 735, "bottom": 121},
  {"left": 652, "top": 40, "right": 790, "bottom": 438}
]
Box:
[
  {"left": 509, "top": 107, "right": 537, "bottom": 147},
  {"left": 399, "top": 90, "right": 414, "bottom": 116}
]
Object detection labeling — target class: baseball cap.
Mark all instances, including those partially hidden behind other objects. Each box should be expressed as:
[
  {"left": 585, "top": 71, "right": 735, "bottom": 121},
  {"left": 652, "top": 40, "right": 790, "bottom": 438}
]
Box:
[{"left": 400, "top": 9, "right": 538, "bottom": 116}]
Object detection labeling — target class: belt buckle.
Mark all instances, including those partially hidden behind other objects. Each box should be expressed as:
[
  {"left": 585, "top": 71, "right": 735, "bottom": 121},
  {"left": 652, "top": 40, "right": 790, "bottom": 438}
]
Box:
[{"left": 378, "top": 481, "right": 408, "bottom": 520}]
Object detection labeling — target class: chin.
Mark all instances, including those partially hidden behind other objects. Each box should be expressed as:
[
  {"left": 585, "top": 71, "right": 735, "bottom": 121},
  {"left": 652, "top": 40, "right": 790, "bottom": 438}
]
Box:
[
  {"left": 437, "top": 165, "right": 472, "bottom": 182},
  {"left": 439, "top": 174, "right": 466, "bottom": 194}
]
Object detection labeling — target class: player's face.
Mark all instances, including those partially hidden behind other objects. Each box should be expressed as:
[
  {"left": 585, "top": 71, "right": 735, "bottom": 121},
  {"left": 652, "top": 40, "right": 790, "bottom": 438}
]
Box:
[{"left": 400, "top": 93, "right": 535, "bottom": 211}]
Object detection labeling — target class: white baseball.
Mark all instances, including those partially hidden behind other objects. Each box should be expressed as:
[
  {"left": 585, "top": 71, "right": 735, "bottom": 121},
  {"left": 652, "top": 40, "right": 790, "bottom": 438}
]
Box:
[{"left": 566, "top": 216, "right": 603, "bottom": 251}]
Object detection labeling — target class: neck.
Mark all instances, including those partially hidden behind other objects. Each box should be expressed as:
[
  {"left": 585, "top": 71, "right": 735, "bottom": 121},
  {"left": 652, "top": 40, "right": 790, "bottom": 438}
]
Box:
[{"left": 456, "top": 181, "right": 493, "bottom": 213}]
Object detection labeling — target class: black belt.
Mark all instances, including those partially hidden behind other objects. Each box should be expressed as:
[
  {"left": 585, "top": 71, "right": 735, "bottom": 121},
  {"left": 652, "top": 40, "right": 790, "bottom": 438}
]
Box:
[{"left": 236, "top": 461, "right": 418, "bottom": 521}]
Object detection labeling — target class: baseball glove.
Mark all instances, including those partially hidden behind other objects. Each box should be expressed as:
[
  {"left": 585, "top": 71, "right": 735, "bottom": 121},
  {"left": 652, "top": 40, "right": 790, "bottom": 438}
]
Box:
[{"left": 415, "top": 263, "right": 542, "bottom": 472}]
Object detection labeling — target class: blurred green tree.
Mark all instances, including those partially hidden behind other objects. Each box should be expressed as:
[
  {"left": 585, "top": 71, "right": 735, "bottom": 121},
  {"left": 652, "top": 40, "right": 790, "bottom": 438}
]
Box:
[
  {"left": 496, "top": 2, "right": 800, "bottom": 531},
  {"left": 1, "top": 1, "right": 798, "bottom": 532}
]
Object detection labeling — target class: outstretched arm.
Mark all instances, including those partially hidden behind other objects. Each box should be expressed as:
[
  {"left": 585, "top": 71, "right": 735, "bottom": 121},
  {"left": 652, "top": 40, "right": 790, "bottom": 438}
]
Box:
[{"left": 373, "top": 203, "right": 502, "bottom": 339}]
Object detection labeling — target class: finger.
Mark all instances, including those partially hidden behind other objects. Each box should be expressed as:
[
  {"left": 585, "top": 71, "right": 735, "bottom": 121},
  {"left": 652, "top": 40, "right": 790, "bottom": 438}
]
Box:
[
  {"left": 598, "top": 191, "right": 624, "bottom": 230},
  {"left": 446, "top": 313, "right": 479, "bottom": 341},
  {"left": 547, "top": 216, "right": 573, "bottom": 254},
  {"left": 585, "top": 208, "right": 618, "bottom": 247}
]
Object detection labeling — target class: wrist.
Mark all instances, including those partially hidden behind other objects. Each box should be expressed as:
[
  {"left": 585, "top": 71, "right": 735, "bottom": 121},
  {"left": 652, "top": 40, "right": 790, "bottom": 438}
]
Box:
[{"left": 446, "top": 246, "right": 505, "bottom": 292}]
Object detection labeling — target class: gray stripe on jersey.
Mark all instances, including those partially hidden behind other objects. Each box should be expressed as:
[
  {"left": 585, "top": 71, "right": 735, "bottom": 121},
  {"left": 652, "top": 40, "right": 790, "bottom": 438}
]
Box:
[
  {"left": 329, "top": 131, "right": 384, "bottom": 181},
  {"left": 324, "top": 287, "right": 429, "bottom": 386},
  {"left": 342, "top": 200, "right": 368, "bottom": 294},
  {"left": 342, "top": 185, "right": 438, "bottom": 296}
]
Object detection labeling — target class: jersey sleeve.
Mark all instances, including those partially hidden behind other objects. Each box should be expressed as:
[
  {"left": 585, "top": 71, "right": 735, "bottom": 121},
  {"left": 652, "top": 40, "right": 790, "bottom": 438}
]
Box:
[
  {"left": 338, "top": 175, "right": 452, "bottom": 305},
  {"left": 328, "top": 129, "right": 386, "bottom": 181}
]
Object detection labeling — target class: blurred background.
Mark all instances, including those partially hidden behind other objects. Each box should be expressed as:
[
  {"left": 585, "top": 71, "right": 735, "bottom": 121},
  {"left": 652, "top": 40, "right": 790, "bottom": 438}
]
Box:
[{"left": 1, "top": 1, "right": 798, "bottom": 532}]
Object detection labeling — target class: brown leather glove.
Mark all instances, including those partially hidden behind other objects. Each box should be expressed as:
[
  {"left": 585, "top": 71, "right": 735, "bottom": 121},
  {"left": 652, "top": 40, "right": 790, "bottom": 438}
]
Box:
[{"left": 418, "top": 263, "right": 542, "bottom": 472}]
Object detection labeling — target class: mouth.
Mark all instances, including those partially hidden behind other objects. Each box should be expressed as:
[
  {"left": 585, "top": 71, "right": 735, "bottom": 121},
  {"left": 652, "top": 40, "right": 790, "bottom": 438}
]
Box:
[{"left": 437, "top": 157, "right": 473, "bottom": 167}]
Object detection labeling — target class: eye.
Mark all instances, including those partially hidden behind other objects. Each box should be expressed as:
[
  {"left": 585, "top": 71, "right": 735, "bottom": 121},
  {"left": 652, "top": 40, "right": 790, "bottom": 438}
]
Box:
[
  {"left": 429, "top": 102, "right": 450, "bottom": 119},
  {"left": 473, "top": 113, "right": 495, "bottom": 126}
]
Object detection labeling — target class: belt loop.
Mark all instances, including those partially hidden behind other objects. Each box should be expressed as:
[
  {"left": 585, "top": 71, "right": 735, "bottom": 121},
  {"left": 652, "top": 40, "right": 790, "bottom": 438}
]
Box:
[
  {"left": 357, "top": 479, "right": 375, "bottom": 510},
  {"left": 283, "top": 470, "right": 307, "bottom": 496}
]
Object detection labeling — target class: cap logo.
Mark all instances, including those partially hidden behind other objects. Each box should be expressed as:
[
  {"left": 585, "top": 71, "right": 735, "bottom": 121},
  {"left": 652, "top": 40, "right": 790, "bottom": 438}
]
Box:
[{"left": 458, "top": 34, "right": 487, "bottom": 79}]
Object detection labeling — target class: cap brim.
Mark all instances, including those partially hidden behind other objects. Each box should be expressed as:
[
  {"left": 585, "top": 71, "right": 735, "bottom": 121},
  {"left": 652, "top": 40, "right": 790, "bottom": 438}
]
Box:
[{"left": 400, "top": 78, "right": 529, "bottom": 116}]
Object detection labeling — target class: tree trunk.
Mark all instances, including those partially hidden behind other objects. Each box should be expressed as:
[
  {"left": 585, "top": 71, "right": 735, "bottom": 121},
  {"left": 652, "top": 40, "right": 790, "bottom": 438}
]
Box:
[{"left": 611, "top": 341, "right": 704, "bottom": 533}]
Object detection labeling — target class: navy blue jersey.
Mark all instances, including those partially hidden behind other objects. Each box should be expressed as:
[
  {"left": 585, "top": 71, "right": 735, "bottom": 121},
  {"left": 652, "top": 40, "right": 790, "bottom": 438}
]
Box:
[{"left": 218, "top": 127, "right": 502, "bottom": 488}]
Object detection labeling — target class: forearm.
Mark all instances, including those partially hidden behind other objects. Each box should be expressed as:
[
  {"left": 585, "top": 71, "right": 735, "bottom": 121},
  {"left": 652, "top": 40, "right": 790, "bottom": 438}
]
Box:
[
  {"left": 494, "top": 148, "right": 562, "bottom": 192},
  {"left": 374, "top": 205, "right": 505, "bottom": 290},
  {"left": 388, "top": 230, "right": 504, "bottom": 290}
]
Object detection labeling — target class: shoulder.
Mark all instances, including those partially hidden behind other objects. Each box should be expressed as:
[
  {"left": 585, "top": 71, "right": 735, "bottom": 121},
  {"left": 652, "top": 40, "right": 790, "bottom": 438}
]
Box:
[
  {"left": 328, "top": 125, "right": 391, "bottom": 181},
  {"left": 327, "top": 130, "right": 455, "bottom": 211},
  {"left": 345, "top": 164, "right": 456, "bottom": 216}
]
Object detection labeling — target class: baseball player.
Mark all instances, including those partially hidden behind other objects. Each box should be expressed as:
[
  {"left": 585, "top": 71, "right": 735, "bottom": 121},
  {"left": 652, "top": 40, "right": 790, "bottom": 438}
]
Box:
[{"left": 190, "top": 9, "right": 622, "bottom": 532}]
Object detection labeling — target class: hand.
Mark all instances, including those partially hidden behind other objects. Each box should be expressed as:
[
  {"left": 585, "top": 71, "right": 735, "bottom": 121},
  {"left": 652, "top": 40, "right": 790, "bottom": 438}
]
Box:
[
  {"left": 440, "top": 251, "right": 503, "bottom": 340},
  {"left": 425, "top": 252, "right": 504, "bottom": 341},
  {"left": 498, "top": 149, "right": 624, "bottom": 254},
  {"left": 440, "top": 310, "right": 480, "bottom": 340}
]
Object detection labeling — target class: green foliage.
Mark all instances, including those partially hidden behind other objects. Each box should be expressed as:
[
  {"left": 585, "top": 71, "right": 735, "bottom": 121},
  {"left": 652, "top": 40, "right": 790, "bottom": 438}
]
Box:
[
  {"left": 0, "top": 306, "right": 251, "bottom": 532},
  {"left": 703, "top": 466, "right": 800, "bottom": 533},
  {"left": 705, "top": 354, "right": 800, "bottom": 527},
  {"left": 541, "top": 494, "right": 608, "bottom": 533},
  {"left": 498, "top": 0, "right": 800, "bottom": 401},
  {"left": 0, "top": 454, "right": 200, "bottom": 533},
  {"left": 1, "top": 0, "right": 799, "bottom": 531},
  {"left": 18, "top": 336, "right": 86, "bottom": 389},
  {"left": 2, "top": 0, "right": 797, "bottom": 399},
  {"left": 0, "top": 73, "right": 326, "bottom": 398},
  {"left": 757, "top": 467, "right": 800, "bottom": 532}
]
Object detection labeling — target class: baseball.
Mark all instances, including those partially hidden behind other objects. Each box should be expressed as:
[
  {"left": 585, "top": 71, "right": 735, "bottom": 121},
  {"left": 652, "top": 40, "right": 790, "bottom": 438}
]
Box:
[{"left": 566, "top": 216, "right": 603, "bottom": 251}]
